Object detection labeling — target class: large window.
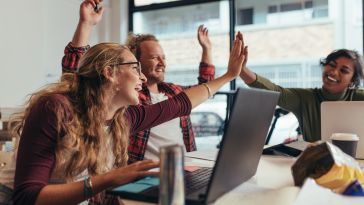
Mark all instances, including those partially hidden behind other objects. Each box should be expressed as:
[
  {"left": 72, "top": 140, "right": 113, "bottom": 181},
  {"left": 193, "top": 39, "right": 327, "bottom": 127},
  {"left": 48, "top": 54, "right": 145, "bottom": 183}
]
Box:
[
  {"left": 130, "top": 0, "right": 364, "bottom": 145},
  {"left": 132, "top": 1, "right": 230, "bottom": 90},
  {"left": 235, "top": 0, "right": 363, "bottom": 88}
]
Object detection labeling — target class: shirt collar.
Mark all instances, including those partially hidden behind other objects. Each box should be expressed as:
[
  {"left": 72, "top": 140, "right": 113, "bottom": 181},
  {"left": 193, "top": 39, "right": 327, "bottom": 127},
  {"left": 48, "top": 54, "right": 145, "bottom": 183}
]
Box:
[{"left": 320, "top": 88, "right": 348, "bottom": 101}]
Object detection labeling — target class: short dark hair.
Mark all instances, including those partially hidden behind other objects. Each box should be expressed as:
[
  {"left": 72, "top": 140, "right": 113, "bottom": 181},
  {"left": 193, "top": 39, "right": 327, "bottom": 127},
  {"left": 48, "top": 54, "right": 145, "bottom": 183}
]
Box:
[
  {"left": 320, "top": 49, "right": 364, "bottom": 88},
  {"left": 125, "top": 33, "right": 158, "bottom": 60}
]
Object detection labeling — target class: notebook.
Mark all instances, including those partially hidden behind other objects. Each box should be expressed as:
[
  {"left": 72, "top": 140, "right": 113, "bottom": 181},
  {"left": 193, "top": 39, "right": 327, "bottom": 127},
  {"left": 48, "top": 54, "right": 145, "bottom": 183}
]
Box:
[
  {"left": 107, "top": 87, "right": 279, "bottom": 204},
  {"left": 321, "top": 101, "right": 364, "bottom": 159}
]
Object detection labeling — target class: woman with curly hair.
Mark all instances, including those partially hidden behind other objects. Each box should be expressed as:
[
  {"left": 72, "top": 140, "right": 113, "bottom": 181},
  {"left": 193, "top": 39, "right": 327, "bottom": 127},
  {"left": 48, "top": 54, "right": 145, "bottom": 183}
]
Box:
[{"left": 10, "top": 31, "right": 246, "bottom": 205}]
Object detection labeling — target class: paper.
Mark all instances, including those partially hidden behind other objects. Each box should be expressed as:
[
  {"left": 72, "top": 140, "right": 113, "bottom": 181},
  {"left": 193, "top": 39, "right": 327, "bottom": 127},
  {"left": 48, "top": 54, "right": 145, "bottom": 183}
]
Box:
[
  {"left": 294, "top": 178, "right": 364, "bottom": 205},
  {"left": 185, "top": 149, "right": 218, "bottom": 161}
]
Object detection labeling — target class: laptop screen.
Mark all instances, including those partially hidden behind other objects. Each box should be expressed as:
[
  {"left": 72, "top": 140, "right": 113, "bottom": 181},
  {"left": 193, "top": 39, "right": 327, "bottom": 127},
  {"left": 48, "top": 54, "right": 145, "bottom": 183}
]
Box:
[{"left": 205, "top": 87, "right": 279, "bottom": 203}]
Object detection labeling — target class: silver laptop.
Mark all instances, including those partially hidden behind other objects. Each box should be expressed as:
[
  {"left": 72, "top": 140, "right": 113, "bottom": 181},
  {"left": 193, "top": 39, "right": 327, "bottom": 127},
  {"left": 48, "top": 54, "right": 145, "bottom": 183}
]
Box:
[
  {"left": 321, "top": 101, "right": 364, "bottom": 159},
  {"left": 107, "top": 87, "right": 279, "bottom": 204}
]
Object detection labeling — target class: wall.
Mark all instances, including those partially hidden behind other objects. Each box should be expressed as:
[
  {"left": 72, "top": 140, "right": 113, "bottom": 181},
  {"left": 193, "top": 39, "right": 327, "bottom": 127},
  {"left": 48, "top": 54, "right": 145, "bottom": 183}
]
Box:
[{"left": 0, "top": 0, "right": 128, "bottom": 107}]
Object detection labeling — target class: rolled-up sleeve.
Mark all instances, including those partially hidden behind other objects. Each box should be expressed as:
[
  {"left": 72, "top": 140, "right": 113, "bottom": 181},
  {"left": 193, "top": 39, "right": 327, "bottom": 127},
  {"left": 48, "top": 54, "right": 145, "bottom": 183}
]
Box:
[
  {"left": 61, "top": 42, "right": 90, "bottom": 73},
  {"left": 198, "top": 62, "right": 215, "bottom": 84}
]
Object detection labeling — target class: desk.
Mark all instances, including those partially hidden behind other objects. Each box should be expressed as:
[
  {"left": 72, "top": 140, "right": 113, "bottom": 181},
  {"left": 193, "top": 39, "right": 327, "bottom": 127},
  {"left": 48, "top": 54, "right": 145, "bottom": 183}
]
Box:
[
  {"left": 121, "top": 150, "right": 364, "bottom": 205},
  {"left": 122, "top": 152, "right": 300, "bottom": 205}
]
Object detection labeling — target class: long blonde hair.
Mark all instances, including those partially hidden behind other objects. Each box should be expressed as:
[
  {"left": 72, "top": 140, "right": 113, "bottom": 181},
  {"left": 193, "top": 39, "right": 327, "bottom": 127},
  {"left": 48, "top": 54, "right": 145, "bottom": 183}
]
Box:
[{"left": 10, "top": 43, "right": 131, "bottom": 181}]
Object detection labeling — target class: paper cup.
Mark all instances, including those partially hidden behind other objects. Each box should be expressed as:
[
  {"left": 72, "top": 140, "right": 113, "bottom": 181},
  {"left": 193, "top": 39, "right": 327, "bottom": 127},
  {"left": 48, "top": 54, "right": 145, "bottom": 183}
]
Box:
[{"left": 330, "top": 133, "right": 359, "bottom": 157}]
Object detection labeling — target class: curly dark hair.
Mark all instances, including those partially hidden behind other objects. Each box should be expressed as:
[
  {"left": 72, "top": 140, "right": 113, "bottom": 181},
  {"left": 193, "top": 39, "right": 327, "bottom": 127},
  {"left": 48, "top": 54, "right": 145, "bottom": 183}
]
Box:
[{"left": 320, "top": 49, "right": 364, "bottom": 88}]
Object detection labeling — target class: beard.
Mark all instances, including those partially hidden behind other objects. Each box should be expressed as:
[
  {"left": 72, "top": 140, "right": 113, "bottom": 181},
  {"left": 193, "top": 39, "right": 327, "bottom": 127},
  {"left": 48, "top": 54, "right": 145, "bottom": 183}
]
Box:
[{"left": 147, "top": 74, "right": 164, "bottom": 84}]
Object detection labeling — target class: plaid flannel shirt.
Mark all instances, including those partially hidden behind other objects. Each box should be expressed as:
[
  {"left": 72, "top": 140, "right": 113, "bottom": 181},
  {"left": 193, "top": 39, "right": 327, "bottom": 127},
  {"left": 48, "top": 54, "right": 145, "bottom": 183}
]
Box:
[{"left": 61, "top": 42, "right": 215, "bottom": 163}]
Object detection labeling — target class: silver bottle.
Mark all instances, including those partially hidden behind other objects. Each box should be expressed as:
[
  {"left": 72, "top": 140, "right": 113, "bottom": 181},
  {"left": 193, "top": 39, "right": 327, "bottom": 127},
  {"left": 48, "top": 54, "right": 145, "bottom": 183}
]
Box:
[{"left": 159, "top": 144, "right": 185, "bottom": 205}]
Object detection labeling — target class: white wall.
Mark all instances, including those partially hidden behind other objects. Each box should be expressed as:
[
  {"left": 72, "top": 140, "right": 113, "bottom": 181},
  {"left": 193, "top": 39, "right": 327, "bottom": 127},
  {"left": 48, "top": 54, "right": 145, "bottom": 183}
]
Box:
[{"left": 0, "top": 0, "right": 128, "bottom": 107}]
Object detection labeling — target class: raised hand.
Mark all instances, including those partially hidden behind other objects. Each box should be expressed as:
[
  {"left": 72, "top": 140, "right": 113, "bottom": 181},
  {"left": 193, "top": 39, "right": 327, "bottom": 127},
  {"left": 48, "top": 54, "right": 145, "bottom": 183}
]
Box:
[
  {"left": 79, "top": 0, "right": 104, "bottom": 26},
  {"left": 197, "top": 25, "right": 211, "bottom": 51},
  {"left": 110, "top": 160, "right": 159, "bottom": 187},
  {"left": 237, "top": 32, "right": 256, "bottom": 84},
  {"left": 236, "top": 32, "right": 248, "bottom": 71},
  {"left": 197, "top": 25, "right": 212, "bottom": 64},
  {"left": 226, "top": 32, "right": 247, "bottom": 79},
  {"left": 72, "top": 0, "right": 104, "bottom": 47}
]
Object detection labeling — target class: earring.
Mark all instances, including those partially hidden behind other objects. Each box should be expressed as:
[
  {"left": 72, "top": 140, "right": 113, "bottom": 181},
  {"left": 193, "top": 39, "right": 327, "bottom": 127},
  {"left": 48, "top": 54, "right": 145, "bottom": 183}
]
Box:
[{"left": 114, "top": 82, "right": 120, "bottom": 92}]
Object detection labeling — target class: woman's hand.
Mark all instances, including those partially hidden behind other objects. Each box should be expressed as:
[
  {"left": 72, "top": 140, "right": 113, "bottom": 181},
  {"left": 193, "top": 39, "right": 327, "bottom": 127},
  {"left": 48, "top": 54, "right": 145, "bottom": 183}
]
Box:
[
  {"left": 109, "top": 160, "right": 159, "bottom": 187},
  {"left": 236, "top": 32, "right": 249, "bottom": 72},
  {"left": 236, "top": 32, "right": 256, "bottom": 84},
  {"left": 79, "top": 0, "right": 104, "bottom": 26},
  {"left": 226, "top": 32, "right": 247, "bottom": 80}
]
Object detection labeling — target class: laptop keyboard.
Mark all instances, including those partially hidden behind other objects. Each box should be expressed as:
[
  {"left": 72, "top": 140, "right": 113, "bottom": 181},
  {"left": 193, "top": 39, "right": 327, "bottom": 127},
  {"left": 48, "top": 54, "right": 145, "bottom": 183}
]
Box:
[{"left": 185, "top": 167, "right": 213, "bottom": 195}]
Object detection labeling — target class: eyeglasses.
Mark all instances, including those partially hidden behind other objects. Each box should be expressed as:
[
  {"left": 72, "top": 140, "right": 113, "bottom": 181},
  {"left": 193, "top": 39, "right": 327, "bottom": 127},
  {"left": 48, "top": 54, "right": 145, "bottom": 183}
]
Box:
[{"left": 114, "top": 61, "right": 142, "bottom": 76}]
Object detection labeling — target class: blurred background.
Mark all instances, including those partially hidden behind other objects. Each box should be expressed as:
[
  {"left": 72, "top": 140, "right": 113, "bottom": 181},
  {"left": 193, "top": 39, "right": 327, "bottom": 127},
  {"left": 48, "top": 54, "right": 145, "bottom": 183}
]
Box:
[{"left": 1, "top": 0, "right": 363, "bottom": 148}]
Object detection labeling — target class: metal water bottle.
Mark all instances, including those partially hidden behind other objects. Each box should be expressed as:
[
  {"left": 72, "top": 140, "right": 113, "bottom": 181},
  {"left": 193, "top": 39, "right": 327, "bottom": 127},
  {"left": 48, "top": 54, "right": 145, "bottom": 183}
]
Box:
[{"left": 159, "top": 144, "right": 185, "bottom": 205}]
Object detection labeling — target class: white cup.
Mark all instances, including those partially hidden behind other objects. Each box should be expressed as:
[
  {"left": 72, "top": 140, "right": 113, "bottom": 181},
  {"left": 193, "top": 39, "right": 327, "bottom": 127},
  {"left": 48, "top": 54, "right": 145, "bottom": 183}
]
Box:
[{"left": 330, "top": 133, "right": 359, "bottom": 157}]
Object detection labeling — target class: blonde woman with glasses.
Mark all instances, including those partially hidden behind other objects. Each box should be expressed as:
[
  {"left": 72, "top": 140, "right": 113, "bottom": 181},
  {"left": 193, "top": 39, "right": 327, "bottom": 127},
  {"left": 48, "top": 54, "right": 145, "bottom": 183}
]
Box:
[{"left": 10, "top": 20, "right": 247, "bottom": 205}]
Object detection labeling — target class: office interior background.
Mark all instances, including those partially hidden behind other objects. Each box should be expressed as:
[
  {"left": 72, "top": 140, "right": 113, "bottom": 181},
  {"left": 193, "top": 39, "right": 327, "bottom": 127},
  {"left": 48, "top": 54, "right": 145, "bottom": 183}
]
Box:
[{"left": 1, "top": 0, "right": 363, "bottom": 146}]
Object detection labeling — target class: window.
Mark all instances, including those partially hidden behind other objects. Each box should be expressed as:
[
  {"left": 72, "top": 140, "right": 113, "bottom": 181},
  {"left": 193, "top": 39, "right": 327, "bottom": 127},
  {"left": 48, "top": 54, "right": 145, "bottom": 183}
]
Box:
[
  {"left": 131, "top": 1, "right": 230, "bottom": 91},
  {"left": 268, "top": 5, "right": 278, "bottom": 14},
  {"left": 130, "top": 0, "right": 364, "bottom": 145},
  {"left": 130, "top": 1, "right": 231, "bottom": 150},
  {"left": 266, "top": 0, "right": 327, "bottom": 24},
  {"left": 237, "top": 8, "right": 254, "bottom": 25},
  {"left": 280, "top": 2, "right": 302, "bottom": 12}
]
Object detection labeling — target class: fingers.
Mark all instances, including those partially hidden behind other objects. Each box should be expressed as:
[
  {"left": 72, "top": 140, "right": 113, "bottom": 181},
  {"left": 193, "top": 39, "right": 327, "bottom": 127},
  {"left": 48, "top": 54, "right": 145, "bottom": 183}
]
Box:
[
  {"left": 97, "top": 6, "right": 105, "bottom": 15},
  {"left": 242, "top": 46, "right": 248, "bottom": 65},
  {"left": 236, "top": 31, "right": 243, "bottom": 42},
  {"left": 198, "top": 25, "right": 208, "bottom": 36},
  {"left": 83, "top": 0, "right": 103, "bottom": 12},
  {"left": 129, "top": 160, "right": 160, "bottom": 171},
  {"left": 232, "top": 32, "right": 248, "bottom": 60},
  {"left": 231, "top": 38, "right": 242, "bottom": 58},
  {"left": 84, "top": 0, "right": 96, "bottom": 8},
  {"left": 138, "top": 171, "right": 160, "bottom": 178}
]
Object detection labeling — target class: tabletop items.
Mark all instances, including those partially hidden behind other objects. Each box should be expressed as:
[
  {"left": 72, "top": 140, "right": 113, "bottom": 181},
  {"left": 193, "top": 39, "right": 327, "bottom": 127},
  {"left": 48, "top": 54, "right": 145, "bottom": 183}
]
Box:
[{"left": 291, "top": 142, "right": 364, "bottom": 196}]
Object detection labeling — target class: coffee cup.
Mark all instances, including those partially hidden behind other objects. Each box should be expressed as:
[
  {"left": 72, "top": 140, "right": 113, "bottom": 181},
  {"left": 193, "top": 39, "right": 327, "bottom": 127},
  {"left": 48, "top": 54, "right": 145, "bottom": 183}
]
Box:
[{"left": 330, "top": 133, "right": 359, "bottom": 157}]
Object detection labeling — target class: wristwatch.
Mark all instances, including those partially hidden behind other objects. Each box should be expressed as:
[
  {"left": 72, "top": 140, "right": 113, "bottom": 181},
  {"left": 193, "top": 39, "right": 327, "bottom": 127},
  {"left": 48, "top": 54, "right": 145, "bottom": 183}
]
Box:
[{"left": 84, "top": 176, "right": 93, "bottom": 198}]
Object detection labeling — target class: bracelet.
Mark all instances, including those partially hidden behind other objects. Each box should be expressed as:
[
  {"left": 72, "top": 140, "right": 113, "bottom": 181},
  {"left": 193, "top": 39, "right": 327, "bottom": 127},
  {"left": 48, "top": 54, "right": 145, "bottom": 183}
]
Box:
[
  {"left": 83, "top": 176, "right": 93, "bottom": 199},
  {"left": 202, "top": 83, "right": 212, "bottom": 98}
]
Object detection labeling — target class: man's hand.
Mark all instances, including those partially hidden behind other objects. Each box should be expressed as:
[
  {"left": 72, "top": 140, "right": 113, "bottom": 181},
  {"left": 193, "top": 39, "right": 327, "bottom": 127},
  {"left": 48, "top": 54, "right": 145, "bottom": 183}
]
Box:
[
  {"left": 79, "top": 0, "right": 104, "bottom": 26},
  {"left": 197, "top": 25, "right": 211, "bottom": 51}
]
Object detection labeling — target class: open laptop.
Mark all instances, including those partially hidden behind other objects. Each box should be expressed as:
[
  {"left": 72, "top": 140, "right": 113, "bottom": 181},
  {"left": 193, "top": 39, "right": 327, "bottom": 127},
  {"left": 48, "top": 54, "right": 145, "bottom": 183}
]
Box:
[
  {"left": 321, "top": 101, "right": 364, "bottom": 159},
  {"left": 107, "top": 87, "right": 279, "bottom": 204}
]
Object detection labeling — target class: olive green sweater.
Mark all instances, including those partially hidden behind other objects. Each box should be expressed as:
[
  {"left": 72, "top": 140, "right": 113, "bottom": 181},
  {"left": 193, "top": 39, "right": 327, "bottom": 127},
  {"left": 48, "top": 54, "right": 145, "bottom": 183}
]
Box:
[{"left": 248, "top": 74, "right": 364, "bottom": 142}]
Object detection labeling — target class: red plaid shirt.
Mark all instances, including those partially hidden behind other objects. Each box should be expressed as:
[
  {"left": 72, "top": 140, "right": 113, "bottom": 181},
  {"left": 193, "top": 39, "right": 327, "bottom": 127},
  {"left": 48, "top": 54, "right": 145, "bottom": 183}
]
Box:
[{"left": 61, "top": 42, "right": 215, "bottom": 163}]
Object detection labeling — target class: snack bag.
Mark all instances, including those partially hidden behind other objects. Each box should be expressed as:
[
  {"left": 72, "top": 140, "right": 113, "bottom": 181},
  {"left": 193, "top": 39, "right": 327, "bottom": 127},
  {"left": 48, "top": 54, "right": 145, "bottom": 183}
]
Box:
[{"left": 291, "top": 142, "right": 364, "bottom": 195}]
